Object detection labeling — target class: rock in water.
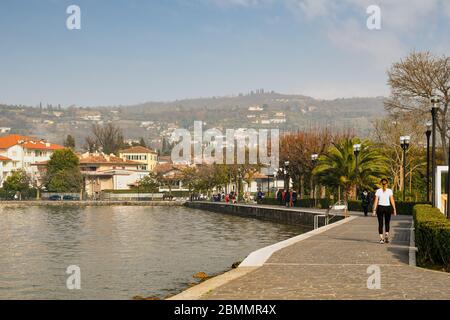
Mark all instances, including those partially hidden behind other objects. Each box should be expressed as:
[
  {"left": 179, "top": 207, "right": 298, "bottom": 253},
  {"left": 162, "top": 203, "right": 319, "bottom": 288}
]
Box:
[{"left": 193, "top": 272, "right": 208, "bottom": 279}]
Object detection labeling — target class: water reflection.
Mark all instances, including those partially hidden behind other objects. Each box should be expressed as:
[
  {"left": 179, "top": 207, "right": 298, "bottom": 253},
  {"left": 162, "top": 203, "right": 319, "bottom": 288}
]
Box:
[{"left": 0, "top": 205, "right": 309, "bottom": 299}]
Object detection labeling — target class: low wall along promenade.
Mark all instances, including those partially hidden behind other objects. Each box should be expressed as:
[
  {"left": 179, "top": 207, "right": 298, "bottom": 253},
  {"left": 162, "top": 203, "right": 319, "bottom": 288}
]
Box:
[{"left": 184, "top": 201, "right": 345, "bottom": 227}]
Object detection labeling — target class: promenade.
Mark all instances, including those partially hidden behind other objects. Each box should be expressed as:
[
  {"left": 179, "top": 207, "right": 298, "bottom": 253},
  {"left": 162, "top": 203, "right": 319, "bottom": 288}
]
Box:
[{"left": 171, "top": 206, "right": 450, "bottom": 300}]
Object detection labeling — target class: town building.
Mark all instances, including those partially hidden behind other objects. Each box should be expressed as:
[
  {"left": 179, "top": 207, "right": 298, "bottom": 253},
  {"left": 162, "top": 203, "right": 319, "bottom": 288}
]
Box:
[
  {"left": 0, "top": 134, "right": 64, "bottom": 186},
  {"left": 119, "top": 146, "right": 158, "bottom": 171},
  {"left": 78, "top": 152, "right": 150, "bottom": 198}
]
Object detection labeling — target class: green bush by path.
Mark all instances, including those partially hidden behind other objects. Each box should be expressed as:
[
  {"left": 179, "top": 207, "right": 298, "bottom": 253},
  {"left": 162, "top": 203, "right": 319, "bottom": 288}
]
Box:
[{"left": 413, "top": 204, "right": 450, "bottom": 272}]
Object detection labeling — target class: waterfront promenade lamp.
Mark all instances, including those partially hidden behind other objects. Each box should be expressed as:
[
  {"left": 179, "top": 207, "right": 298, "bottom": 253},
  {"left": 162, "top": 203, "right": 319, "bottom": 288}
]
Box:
[
  {"left": 426, "top": 121, "right": 432, "bottom": 202},
  {"left": 400, "top": 136, "right": 411, "bottom": 201},
  {"left": 431, "top": 96, "right": 441, "bottom": 206}
]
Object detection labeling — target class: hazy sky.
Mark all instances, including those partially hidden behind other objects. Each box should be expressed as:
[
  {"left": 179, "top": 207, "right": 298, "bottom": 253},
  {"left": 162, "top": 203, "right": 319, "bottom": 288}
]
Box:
[{"left": 1, "top": 0, "right": 449, "bottom": 106}]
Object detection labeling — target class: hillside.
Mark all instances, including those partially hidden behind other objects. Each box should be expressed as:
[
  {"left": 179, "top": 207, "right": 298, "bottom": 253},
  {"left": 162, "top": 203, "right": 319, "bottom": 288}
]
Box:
[{"left": 0, "top": 92, "right": 386, "bottom": 150}]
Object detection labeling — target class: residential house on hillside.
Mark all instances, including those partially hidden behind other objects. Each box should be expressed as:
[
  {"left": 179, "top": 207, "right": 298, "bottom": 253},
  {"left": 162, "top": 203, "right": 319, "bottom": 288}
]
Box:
[
  {"left": 119, "top": 146, "right": 158, "bottom": 171},
  {"left": 0, "top": 134, "right": 63, "bottom": 186}
]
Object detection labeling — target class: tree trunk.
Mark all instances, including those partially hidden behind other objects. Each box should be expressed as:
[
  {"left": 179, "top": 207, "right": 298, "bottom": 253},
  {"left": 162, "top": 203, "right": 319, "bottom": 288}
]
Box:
[{"left": 300, "top": 175, "right": 304, "bottom": 199}]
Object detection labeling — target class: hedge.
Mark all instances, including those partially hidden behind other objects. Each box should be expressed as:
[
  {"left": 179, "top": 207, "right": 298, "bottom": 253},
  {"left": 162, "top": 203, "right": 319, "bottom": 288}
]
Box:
[{"left": 413, "top": 204, "right": 450, "bottom": 272}]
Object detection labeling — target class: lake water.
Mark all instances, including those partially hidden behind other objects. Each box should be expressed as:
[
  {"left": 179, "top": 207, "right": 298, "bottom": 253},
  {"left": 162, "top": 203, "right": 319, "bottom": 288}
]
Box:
[{"left": 0, "top": 205, "right": 310, "bottom": 299}]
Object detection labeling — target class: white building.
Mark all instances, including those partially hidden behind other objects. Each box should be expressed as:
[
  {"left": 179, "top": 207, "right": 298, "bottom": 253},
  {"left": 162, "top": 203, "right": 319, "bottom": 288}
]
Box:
[{"left": 0, "top": 134, "right": 64, "bottom": 186}]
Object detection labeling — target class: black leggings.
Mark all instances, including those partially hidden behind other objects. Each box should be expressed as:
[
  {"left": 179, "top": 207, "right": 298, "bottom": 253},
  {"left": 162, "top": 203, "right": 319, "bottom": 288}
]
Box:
[{"left": 376, "top": 205, "right": 392, "bottom": 235}]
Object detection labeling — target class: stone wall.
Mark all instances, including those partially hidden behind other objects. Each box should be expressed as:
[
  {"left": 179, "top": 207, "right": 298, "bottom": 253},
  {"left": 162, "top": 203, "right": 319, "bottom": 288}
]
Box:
[{"left": 185, "top": 201, "right": 344, "bottom": 227}]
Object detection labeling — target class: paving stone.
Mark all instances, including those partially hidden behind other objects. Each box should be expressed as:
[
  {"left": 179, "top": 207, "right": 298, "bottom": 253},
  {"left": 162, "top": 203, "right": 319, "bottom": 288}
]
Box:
[{"left": 201, "top": 215, "right": 450, "bottom": 300}]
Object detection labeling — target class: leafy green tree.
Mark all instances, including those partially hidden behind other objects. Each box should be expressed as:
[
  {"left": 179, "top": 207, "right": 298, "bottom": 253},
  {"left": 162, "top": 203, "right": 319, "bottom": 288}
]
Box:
[
  {"left": 46, "top": 168, "right": 83, "bottom": 193},
  {"left": 313, "top": 137, "right": 388, "bottom": 202},
  {"left": 3, "top": 169, "right": 30, "bottom": 200},
  {"left": 63, "top": 134, "right": 76, "bottom": 149},
  {"left": 45, "top": 148, "right": 83, "bottom": 192},
  {"left": 136, "top": 172, "right": 159, "bottom": 192}
]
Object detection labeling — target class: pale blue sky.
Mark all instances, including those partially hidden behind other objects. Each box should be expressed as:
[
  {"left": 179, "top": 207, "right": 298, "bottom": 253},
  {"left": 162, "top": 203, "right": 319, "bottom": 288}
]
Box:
[{"left": 0, "top": 0, "right": 449, "bottom": 106}]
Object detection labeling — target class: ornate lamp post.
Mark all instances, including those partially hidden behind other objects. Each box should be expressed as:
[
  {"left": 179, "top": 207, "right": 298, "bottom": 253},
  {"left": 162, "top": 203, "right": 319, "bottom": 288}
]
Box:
[
  {"left": 400, "top": 136, "right": 411, "bottom": 202},
  {"left": 426, "top": 121, "right": 432, "bottom": 203},
  {"left": 353, "top": 144, "right": 361, "bottom": 199},
  {"left": 311, "top": 154, "right": 318, "bottom": 207},
  {"left": 431, "top": 96, "right": 440, "bottom": 207}
]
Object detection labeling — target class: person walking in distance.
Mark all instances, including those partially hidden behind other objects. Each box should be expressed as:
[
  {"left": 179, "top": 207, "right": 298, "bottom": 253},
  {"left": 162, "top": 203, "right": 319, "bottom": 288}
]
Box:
[
  {"left": 360, "top": 189, "right": 371, "bottom": 217},
  {"left": 372, "top": 178, "right": 397, "bottom": 244}
]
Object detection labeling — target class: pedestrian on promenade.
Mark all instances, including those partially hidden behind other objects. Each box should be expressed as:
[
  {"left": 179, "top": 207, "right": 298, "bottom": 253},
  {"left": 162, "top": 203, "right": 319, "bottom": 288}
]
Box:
[
  {"left": 281, "top": 189, "right": 286, "bottom": 205},
  {"left": 292, "top": 190, "right": 297, "bottom": 207},
  {"left": 276, "top": 189, "right": 282, "bottom": 205},
  {"left": 372, "top": 178, "right": 397, "bottom": 244},
  {"left": 289, "top": 190, "right": 294, "bottom": 207},
  {"left": 285, "top": 189, "right": 291, "bottom": 207},
  {"left": 225, "top": 193, "right": 229, "bottom": 203},
  {"left": 360, "top": 189, "right": 372, "bottom": 217}
]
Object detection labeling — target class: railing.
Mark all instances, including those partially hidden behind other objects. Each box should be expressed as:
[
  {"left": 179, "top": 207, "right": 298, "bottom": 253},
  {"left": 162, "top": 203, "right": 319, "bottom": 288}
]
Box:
[{"left": 314, "top": 201, "right": 348, "bottom": 230}]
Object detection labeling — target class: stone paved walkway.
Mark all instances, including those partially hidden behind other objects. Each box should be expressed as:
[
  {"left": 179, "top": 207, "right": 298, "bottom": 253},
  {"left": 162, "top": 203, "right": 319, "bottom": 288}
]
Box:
[{"left": 201, "top": 215, "right": 450, "bottom": 300}]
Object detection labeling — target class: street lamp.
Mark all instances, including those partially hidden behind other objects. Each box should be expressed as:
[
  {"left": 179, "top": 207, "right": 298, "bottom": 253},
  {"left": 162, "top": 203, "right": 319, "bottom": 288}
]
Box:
[
  {"left": 426, "top": 121, "right": 432, "bottom": 203},
  {"left": 353, "top": 144, "right": 361, "bottom": 199},
  {"left": 431, "top": 96, "right": 440, "bottom": 207},
  {"left": 400, "top": 136, "right": 411, "bottom": 201},
  {"left": 311, "top": 154, "right": 319, "bottom": 207}
]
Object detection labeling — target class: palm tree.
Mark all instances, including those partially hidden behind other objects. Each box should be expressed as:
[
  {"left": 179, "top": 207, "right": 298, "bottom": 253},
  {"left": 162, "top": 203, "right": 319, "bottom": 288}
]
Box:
[{"left": 313, "top": 137, "right": 388, "bottom": 202}]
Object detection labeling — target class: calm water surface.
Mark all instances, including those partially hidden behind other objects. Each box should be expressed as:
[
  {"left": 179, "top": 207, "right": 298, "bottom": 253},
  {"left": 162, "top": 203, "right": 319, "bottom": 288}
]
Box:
[{"left": 0, "top": 205, "right": 309, "bottom": 299}]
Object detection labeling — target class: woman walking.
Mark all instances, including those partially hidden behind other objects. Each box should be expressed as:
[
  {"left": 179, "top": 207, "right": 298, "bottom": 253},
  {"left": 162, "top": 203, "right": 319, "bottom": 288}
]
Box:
[{"left": 372, "top": 178, "right": 397, "bottom": 244}]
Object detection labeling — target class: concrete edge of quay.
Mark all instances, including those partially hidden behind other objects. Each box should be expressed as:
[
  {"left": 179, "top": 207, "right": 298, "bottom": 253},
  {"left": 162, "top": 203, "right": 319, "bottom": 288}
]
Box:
[
  {"left": 0, "top": 200, "right": 187, "bottom": 206},
  {"left": 168, "top": 215, "right": 358, "bottom": 300},
  {"left": 240, "top": 215, "right": 358, "bottom": 267}
]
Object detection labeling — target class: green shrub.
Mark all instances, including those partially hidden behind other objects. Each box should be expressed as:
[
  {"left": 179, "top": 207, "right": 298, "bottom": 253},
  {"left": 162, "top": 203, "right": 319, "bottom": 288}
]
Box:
[{"left": 413, "top": 204, "right": 450, "bottom": 272}]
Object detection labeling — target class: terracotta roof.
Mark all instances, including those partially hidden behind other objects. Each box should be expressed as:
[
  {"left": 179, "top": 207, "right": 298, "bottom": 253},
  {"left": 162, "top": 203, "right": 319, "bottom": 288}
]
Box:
[
  {"left": 0, "top": 134, "right": 33, "bottom": 149},
  {"left": 0, "top": 155, "right": 12, "bottom": 161},
  {"left": 0, "top": 134, "right": 63, "bottom": 150},
  {"left": 78, "top": 152, "right": 141, "bottom": 165},
  {"left": 22, "top": 140, "right": 64, "bottom": 150},
  {"left": 119, "top": 146, "right": 157, "bottom": 154}
]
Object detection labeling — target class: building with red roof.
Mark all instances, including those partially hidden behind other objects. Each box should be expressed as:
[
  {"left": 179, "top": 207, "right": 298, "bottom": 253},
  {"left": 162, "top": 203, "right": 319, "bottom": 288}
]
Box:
[{"left": 0, "top": 134, "right": 64, "bottom": 186}]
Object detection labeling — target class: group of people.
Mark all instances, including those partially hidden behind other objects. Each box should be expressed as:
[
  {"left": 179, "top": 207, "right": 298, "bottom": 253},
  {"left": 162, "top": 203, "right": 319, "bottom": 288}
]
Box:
[{"left": 276, "top": 189, "right": 298, "bottom": 207}]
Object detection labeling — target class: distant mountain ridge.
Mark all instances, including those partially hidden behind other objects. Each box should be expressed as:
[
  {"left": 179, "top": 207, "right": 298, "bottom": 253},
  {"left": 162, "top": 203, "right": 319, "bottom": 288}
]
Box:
[{"left": 0, "top": 92, "right": 387, "bottom": 148}]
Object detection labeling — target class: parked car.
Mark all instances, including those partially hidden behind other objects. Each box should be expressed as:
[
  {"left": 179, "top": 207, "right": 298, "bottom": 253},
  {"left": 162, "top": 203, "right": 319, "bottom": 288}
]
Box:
[
  {"left": 63, "top": 195, "right": 79, "bottom": 201},
  {"left": 48, "top": 195, "right": 61, "bottom": 201}
]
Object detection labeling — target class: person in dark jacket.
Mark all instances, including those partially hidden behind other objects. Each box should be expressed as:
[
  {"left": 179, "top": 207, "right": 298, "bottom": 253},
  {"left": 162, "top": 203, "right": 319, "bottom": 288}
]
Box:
[
  {"left": 285, "top": 190, "right": 291, "bottom": 207},
  {"left": 292, "top": 190, "right": 298, "bottom": 207},
  {"left": 276, "top": 189, "right": 282, "bottom": 205},
  {"left": 360, "top": 189, "right": 372, "bottom": 216}
]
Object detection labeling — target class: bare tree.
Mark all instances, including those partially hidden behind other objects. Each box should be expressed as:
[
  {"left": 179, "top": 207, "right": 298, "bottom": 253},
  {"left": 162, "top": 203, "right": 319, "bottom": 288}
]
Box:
[
  {"left": 372, "top": 114, "right": 426, "bottom": 196},
  {"left": 385, "top": 51, "right": 450, "bottom": 163},
  {"left": 90, "top": 123, "right": 125, "bottom": 155}
]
